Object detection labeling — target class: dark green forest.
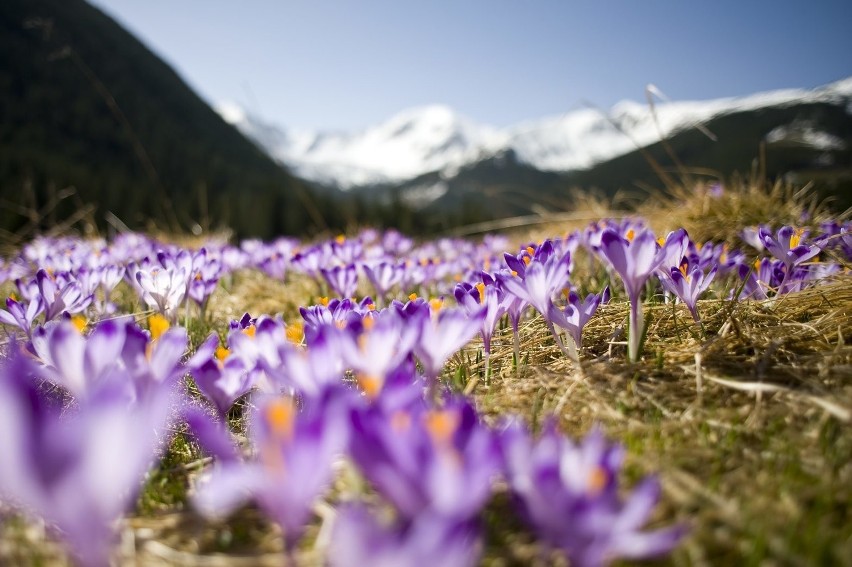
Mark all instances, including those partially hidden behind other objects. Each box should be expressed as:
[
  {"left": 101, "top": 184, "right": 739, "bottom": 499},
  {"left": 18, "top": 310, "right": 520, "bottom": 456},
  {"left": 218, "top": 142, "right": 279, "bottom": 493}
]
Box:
[{"left": 0, "top": 0, "right": 365, "bottom": 239}]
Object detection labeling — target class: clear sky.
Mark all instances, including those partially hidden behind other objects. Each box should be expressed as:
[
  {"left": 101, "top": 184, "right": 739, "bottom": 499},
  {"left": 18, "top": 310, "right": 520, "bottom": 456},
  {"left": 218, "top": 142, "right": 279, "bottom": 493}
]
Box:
[{"left": 90, "top": 0, "right": 852, "bottom": 131}]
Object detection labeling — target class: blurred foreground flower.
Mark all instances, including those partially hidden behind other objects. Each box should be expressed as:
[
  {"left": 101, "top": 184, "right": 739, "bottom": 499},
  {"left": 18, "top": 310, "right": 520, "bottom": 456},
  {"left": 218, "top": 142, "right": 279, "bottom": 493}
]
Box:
[
  {"left": 500, "top": 420, "right": 685, "bottom": 567},
  {"left": 0, "top": 348, "right": 174, "bottom": 567},
  {"left": 192, "top": 391, "right": 349, "bottom": 552}
]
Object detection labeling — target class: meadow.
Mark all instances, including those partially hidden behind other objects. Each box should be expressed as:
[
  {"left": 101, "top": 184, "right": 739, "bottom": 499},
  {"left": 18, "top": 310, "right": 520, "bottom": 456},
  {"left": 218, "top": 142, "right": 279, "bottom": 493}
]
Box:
[{"left": 0, "top": 180, "right": 849, "bottom": 566}]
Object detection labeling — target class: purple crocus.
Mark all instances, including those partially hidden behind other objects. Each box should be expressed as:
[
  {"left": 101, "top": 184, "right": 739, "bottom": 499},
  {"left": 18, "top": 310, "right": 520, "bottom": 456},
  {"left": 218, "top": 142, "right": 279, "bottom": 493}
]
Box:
[
  {"left": 349, "top": 397, "right": 500, "bottom": 522},
  {"left": 338, "top": 310, "right": 420, "bottom": 399},
  {"left": 0, "top": 349, "right": 174, "bottom": 567},
  {"left": 0, "top": 295, "right": 43, "bottom": 338},
  {"left": 134, "top": 264, "right": 189, "bottom": 321},
  {"left": 321, "top": 264, "right": 360, "bottom": 299},
  {"left": 499, "top": 243, "right": 574, "bottom": 360},
  {"left": 759, "top": 226, "right": 821, "bottom": 271},
  {"left": 597, "top": 228, "right": 669, "bottom": 361},
  {"left": 192, "top": 391, "right": 349, "bottom": 552},
  {"left": 500, "top": 419, "right": 685, "bottom": 567},
  {"left": 412, "top": 306, "right": 485, "bottom": 395},
  {"left": 188, "top": 248, "right": 223, "bottom": 308},
  {"left": 328, "top": 504, "right": 480, "bottom": 567},
  {"left": 30, "top": 319, "right": 129, "bottom": 400},
  {"left": 661, "top": 263, "right": 717, "bottom": 324},
  {"left": 363, "top": 261, "right": 406, "bottom": 302},
  {"left": 548, "top": 287, "right": 610, "bottom": 356},
  {"left": 35, "top": 269, "right": 92, "bottom": 321},
  {"left": 188, "top": 333, "right": 256, "bottom": 416}
]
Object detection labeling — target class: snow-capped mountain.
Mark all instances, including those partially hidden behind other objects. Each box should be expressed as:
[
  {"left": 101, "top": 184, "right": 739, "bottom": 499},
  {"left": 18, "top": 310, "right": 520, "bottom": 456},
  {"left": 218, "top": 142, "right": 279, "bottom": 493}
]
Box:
[{"left": 217, "top": 78, "right": 852, "bottom": 190}]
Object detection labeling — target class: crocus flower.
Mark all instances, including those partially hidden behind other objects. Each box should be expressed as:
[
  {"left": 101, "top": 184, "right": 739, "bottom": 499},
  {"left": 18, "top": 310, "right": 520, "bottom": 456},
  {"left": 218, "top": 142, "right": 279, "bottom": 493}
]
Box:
[
  {"left": 499, "top": 242, "right": 574, "bottom": 359},
  {"left": 0, "top": 295, "right": 43, "bottom": 338},
  {"left": 349, "top": 397, "right": 500, "bottom": 521},
  {"left": 597, "top": 228, "right": 669, "bottom": 361},
  {"left": 134, "top": 264, "right": 189, "bottom": 320},
  {"left": 412, "top": 306, "right": 485, "bottom": 393},
  {"left": 328, "top": 504, "right": 480, "bottom": 567},
  {"left": 759, "top": 226, "right": 821, "bottom": 271},
  {"left": 500, "top": 420, "right": 685, "bottom": 567},
  {"left": 35, "top": 269, "right": 92, "bottom": 321},
  {"left": 338, "top": 310, "right": 420, "bottom": 398},
  {"left": 0, "top": 349, "right": 173, "bottom": 567},
  {"left": 548, "top": 287, "right": 610, "bottom": 355},
  {"left": 30, "top": 319, "right": 129, "bottom": 400},
  {"left": 364, "top": 261, "right": 406, "bottom": 301},
  {"left": 661, "top": 263, "right": 717, "bottom": 323},
  {"left": 188, "top": 248, "right": 223, "bottom": 308},
  {"left": 193, "top": 392, "right": 349, "bottom": 552},
  {"left": 321, "top": 264, "right": 360, "bottom": 299},
  {"left": 120, "top": 317, "right": 188, "bottom": 399},
  {"left": 188, "top": 333, "right": 256, "bottom": 416}
]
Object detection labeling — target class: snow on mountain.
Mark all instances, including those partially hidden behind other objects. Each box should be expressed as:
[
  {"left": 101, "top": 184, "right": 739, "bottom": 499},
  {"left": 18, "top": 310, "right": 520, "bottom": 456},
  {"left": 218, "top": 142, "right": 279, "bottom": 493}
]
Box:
[{"left": 217, "top": 78, "right": 852, "bottom": 189}]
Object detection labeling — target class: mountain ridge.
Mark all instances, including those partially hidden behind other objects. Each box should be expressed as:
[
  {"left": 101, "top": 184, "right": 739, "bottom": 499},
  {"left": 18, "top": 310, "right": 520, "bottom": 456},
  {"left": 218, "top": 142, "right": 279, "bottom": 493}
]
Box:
[{"left": 219, "top": 77, "right": 852, "bottom": 191}]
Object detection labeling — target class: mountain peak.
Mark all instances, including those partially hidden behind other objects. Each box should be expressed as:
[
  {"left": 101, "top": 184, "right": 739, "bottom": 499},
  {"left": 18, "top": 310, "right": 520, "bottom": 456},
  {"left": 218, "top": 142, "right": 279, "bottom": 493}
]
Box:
[{"left": 218, "top": 77, "right": 852, "bottom": 190}]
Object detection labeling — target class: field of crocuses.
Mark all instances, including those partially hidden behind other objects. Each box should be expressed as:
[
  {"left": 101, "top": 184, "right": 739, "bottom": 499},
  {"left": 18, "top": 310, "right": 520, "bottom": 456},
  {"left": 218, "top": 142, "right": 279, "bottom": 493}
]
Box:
[{"left": 1, "top": 193, "right": 850, "bottom": 565}]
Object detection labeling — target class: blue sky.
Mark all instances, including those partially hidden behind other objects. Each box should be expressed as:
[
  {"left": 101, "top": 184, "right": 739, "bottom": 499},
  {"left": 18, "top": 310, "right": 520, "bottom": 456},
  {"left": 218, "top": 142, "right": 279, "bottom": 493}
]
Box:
[{"left": 91, "top": 0, "right": 852, "bottom": 131}]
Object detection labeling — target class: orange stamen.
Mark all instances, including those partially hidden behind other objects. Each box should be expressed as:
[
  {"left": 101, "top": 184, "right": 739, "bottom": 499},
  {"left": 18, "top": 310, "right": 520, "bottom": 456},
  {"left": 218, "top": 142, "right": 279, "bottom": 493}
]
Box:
[
  {"left": 587, "top": 467, "right": 608, "bottom": 494},
  {"left": 148, "top": 313, "right": 170, "bottom": 341},
  {"left": 265, "top": 397, "right": 295, "bottom": 439},
  {"left": 424, "top": 410, "right": 459, "bottom": 445},
  {"left": 285, "top": 322, "right": 304, "bottom": 344},
  {"left": 357, "top": 374, "right": 382, "bottom": 398},
  {"left": 71, "top": 315, "right": 87, "bottom": 333},
  {"left": 215, "top": 345, "right": 231, "bottom": 362},
  {"left": 475, "top": 282, "right": 486, "bottom": 304}
]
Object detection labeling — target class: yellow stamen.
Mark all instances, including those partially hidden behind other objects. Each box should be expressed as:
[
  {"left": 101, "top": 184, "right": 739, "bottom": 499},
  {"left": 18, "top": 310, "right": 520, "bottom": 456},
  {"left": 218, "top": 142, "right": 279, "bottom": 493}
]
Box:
[
  {"left": 429, "top": 298, "right": 443, "bottom": 312},
  {"left": 71, "top": 315, "right": 87, "bottom": 333},
  {"left": 318, "top": 296, "right": 330, "bottom": 307},
  {"left": 510, "top": 270, "right": 518, "bottom": 277},
  {"left": 194, "top": 272, "right": 202, "bottom": 281},
  {"left": 242, "top": 324, "right": 256, "bottom": 338},
  {"left": 285, "top": 322, "right": 304, "bottom": 344},
  {"left": 754, "top": 258, "right": 762, "bottom": 271},
  {"left": 148, "top": 313, "right": 170, "bottom": 341},
  {"left": 587, "top": 467, "right": 608, "bottom": 494},
  {"left": 626, "top": 229, "right": 635, "bottom": 242},
  {"left": 408, "top": 293, "right": 418, "bottom": 301},
  {"left": 265, "top": 397, "right": 295, "bottom": 439},
  {"left": 215, "top": 345, "right": 231, "bottom": 362},
  {"left": 362, "top": 316, "right": 375, "bottom": 330},
  {"left": 419, "top": 258, "right": 430, "bottom": 267},
  {"left": 561, "top": 288, "right": 570, "bottom": 299},
  {"left": 522, "top": 256, "right": 531, "bottom": 266},
  {"left": 656, "top": 237, "right": 666, "bottom": 247},
  {"left": 526, "top": 246, "right": 535, "bottom": 256},
  {"left": 679, "top": 262, "right": 689, "bottom": 277},
  {"left": 453, "top": 274, "right": 462, "bottom": 282},
  {"left": 475, "top": 282, "right": 486, "bottom": 304},
  {"left": 335, "top": 234, "right": 346, "bottom": 245},
  {"left": 790, "top": 227, "right": 806, "bottom": 249},
  {"left": 424, "top": 410, "right": 459, "bottom": 445},
  {"left": 9, "top": 292, "right": 17, "bottom": 302},
  {"left": 357, "top": 374, "right": 381, "bottom": 398}
]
